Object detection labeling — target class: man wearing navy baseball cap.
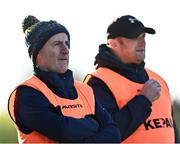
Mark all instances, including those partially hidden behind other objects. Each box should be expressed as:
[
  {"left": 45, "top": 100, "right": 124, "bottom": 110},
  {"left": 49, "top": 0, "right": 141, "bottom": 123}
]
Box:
[
  {"left": 84, "top": 15, "right": 179, "bottom": 143},
  {"left": 107, "top": 15, "right": 155, "bottom": 39}
]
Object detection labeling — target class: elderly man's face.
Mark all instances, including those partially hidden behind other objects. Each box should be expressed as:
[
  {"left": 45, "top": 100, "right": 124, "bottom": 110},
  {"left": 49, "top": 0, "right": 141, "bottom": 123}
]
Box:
[{"left": 36, "top": 33, "right": 70, "bottom": 74}]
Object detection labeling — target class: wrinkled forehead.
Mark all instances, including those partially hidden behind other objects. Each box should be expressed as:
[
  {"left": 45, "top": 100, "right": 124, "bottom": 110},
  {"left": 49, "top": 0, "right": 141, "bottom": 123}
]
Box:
[{"left": 49, "top": 33, "right": 69, "bottom": 42}]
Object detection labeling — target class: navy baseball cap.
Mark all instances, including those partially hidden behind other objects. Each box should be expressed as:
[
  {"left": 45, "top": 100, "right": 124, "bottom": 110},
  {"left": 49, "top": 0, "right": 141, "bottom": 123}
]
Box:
[{"left": 107, "top": 15, "right": 155, "bottom": 39}]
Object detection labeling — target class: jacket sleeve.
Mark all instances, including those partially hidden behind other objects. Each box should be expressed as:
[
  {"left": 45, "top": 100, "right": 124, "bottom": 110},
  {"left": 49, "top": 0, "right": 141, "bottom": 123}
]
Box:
[
  {"left": 14, "top": 86, "right": 101, "bottom": 142},
  {"left": 84, "top": 98, "right": 121, "bottom": 143},
  {"left": 87, "top": 77, "right": 152, "bottom": 141}
]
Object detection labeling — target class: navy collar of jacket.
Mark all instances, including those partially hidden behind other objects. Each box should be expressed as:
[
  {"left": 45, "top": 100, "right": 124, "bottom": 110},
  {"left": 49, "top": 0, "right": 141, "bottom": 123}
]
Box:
[
  {"left": 94, "top": 44, "right": 149, "bottom": 83},
  {"left": 34, "top": 67, "right": 78, "bottom": 99}
]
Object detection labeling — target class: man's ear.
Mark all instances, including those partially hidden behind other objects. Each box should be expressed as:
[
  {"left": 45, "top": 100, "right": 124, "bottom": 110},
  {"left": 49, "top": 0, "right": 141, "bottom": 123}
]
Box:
[{"left": 107, "top": 39, "right": 120, "bottom": 50}]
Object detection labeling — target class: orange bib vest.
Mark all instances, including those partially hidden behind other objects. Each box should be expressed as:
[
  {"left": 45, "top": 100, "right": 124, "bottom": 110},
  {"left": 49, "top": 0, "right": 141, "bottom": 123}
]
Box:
[
  {"left": 8, "top": 75, "right": 95, "bottom": 143},
  {"left": 84, "top": 67, "right": 174, "bottom": 143}
]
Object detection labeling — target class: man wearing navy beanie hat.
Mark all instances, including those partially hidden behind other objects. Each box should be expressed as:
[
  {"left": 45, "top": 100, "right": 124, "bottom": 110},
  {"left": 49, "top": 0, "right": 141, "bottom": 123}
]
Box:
[
  {"left": 22, "top": 15, "right": 70, "bottom": 66},
  {"left": 8, "top": 15, "right": 121, "bottom": 143},
  {"left": 84, "top": 15, "right": 179, "bottom": 143}
]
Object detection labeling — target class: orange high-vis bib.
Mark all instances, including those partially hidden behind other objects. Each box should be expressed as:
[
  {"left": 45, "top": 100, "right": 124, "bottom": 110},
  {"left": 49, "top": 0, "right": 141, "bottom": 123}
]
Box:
[
  {"left": 8, "top": 75, "right": 95, "bottom": 143},
  {"left": 84, "top": 67, "right": 174, "bottom": 143}
]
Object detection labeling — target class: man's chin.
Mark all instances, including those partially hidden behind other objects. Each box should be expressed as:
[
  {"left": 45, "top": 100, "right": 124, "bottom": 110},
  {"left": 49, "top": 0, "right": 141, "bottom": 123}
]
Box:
[{"left": 57, "top": 67, "right": 68, "bottom": 74}]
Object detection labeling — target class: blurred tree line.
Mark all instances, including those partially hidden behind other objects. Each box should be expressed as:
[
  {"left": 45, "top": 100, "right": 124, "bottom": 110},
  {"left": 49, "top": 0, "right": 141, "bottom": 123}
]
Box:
[{"left": 173, "top": 101, "right": 180, "bottom": 131}]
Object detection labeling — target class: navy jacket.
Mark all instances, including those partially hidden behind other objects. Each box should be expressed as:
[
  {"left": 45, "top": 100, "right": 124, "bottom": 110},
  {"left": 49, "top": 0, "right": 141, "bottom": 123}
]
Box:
[
  {"left": 87, "top": 44, "right": 179, "bottom": 142},
  {"left": 13, "top": 67, "right": 121, "bottom": 143}
]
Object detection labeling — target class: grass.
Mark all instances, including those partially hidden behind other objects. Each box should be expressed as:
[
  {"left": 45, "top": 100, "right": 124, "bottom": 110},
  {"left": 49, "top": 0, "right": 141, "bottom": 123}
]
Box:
[{"left": 0, "top": 112, "right": 18, "bottom": 143}]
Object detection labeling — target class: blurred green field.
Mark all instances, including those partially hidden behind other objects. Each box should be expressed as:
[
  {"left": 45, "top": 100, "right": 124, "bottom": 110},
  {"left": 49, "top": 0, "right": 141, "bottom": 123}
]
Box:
[
  {"left": 0, "top": 112, "right": 18, "bottom": 143},
  {"left": 173, "top": 101, "right": 180, "bottom": 132},
  {"left": 0, "top": 101, "right": 180, "bottom": 143}
]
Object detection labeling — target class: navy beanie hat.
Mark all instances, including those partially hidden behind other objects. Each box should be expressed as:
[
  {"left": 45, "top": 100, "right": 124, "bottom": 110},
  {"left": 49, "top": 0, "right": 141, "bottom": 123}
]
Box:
[{"left": 22, "top": 15, "right": 70, "bottom": 65}]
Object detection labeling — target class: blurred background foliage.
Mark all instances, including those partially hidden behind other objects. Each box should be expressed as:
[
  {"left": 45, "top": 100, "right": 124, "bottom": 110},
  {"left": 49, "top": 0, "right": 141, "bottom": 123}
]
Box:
[
  {"left": 1, "top": 100, "right": 180, "bottom": 143},
  {"left": 0, "top": 112, "right": 18, "bottom": 142}
]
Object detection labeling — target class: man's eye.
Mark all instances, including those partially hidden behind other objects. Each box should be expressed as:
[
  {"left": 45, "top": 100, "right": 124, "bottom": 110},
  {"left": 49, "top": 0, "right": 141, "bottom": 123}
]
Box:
[
  {"left": 65, "top": 41, "right": 70, "bottom": 48},
  {"left": 54, "top": 42, "right": 60, "bottom": 46}
]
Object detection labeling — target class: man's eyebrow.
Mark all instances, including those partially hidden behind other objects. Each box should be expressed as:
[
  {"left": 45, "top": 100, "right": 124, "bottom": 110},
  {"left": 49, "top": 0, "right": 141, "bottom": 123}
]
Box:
[{"left": 52, "top": 40, "right": 63, "bottom": 44}]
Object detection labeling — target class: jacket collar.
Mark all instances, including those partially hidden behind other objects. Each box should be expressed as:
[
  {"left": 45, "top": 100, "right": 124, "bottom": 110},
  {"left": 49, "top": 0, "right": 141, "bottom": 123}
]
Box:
[
  {"left": 33, "top": 67, "right": 77, "bottom": 99},
  {"left": 94, "top": 44, "right": 145, "bottom": 74}
]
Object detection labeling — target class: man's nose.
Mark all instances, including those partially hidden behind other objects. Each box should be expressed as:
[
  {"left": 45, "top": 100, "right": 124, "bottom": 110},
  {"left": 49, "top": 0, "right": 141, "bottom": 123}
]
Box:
[{"left": 61, "top": 45, "right": 69, "bottom": 54}]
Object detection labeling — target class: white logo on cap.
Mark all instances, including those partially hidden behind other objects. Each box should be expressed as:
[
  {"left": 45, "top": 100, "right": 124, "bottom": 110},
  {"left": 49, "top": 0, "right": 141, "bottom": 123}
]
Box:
[{"left": 128, "top": 18, "right": 139, "bottom": 23}]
